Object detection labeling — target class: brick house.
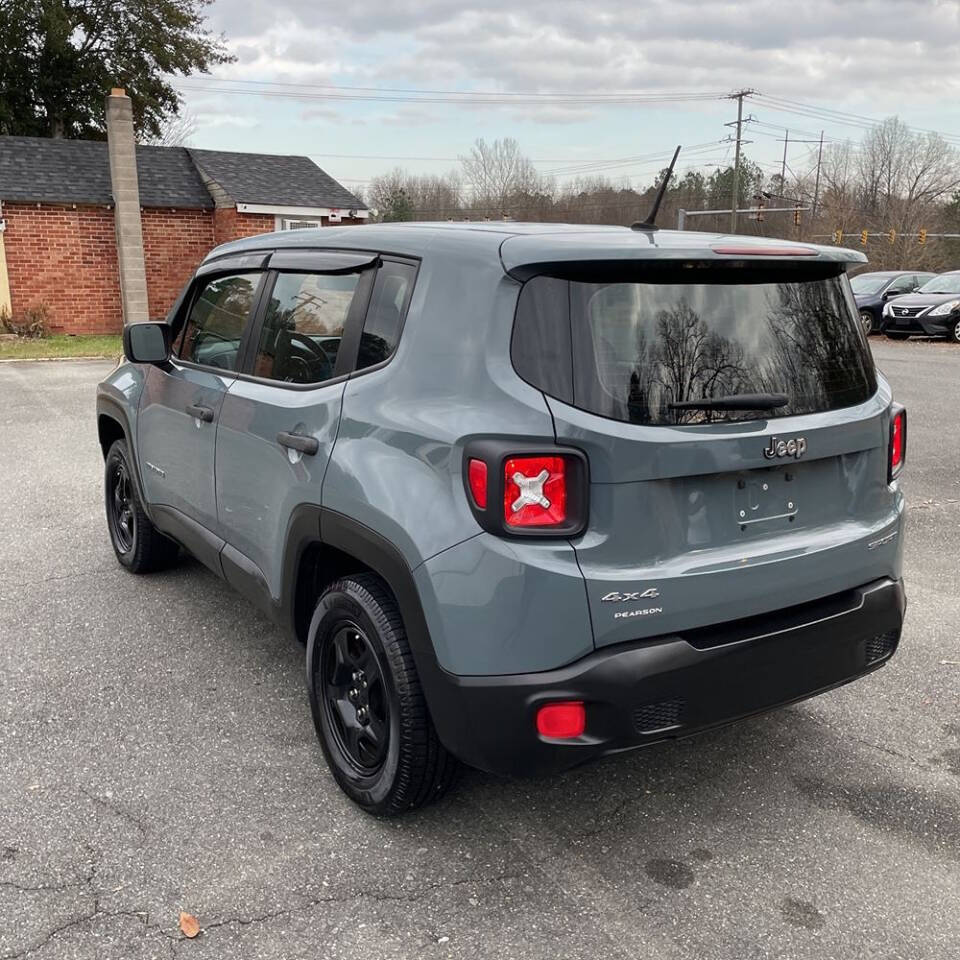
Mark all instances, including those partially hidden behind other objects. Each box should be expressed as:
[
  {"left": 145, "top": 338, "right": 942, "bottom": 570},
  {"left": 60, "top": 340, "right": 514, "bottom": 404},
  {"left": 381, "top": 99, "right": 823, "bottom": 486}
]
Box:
[{"left": 0, "top": 134, "right": 367, "bottom": 334}]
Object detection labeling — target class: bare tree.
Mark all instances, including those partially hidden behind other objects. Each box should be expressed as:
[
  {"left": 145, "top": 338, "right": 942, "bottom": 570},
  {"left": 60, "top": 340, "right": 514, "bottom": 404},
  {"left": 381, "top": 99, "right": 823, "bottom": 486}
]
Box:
[
  {"left": 145, "top": 109, "right": 198, "bottom": 147},
  {"left": 459, "top": 138, "right": 542, "bottom": 214}
]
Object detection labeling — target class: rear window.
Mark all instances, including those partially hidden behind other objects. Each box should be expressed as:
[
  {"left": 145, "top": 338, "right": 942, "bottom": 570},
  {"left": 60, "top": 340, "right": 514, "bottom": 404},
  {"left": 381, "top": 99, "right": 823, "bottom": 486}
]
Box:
[{"left": 512, "top": 268, "right": 877, "bottom": 425}]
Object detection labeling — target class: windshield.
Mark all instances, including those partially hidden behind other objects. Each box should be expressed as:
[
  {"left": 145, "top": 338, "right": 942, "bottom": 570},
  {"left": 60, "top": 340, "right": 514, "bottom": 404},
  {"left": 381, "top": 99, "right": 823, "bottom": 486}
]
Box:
[
  {"left": 512, "top": 270, "right": 877, "bottom": 426},
  {"left": 918, "top": 274, "right": 960, "bottom": 294},
  {"left": 850, "top": 274, "right": 891, "bottom": 295}
]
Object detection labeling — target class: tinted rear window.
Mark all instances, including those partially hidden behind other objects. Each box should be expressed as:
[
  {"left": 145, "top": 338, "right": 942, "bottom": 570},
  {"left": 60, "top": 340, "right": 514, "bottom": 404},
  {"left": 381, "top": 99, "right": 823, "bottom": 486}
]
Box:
[{"left": 512, "top": 269, "right": 877, "bottom": 425}]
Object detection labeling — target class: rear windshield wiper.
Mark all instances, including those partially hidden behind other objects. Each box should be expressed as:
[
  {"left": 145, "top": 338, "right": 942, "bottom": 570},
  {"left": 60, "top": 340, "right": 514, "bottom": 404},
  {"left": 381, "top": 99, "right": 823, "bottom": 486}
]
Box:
[{"left": 668, "top": 393, "right": 789, "bottom": 412}]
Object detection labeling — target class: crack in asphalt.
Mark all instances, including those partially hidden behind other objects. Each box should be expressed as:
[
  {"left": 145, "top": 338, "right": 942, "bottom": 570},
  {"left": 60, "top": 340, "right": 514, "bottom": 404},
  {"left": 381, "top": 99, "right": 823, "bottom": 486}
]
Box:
[
  {"left": 187, "top": 871, "right": 523, "bottom": 944},
  {"left": 78, "top": 787, "right": 148, "bottom": 840}
]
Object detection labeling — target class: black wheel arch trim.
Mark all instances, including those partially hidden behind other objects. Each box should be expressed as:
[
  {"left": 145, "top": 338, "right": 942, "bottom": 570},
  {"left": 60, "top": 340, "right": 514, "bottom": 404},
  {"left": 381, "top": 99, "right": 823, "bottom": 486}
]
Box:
[
  {"left": 280, "top": 506, "right": 471, "bottom": 759},
  {"left": 96, "top": 393, "right": 153, "bottom": 525}
]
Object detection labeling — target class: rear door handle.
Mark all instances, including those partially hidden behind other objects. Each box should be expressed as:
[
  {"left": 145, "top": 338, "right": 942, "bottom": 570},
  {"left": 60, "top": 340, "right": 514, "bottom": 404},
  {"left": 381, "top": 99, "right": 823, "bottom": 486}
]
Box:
[
  {"left": 277, "top": 431, "right": 319, "bottom": 455},
  {"left": 186, "top": 403, "right": 214, "bottom": 423}
]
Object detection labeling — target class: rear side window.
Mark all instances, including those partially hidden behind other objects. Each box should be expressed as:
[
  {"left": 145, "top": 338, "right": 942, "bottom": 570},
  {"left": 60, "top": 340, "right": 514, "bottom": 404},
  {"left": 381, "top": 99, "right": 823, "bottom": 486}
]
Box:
[
  {"left": 513, "top": 270, "right": 877, "bottom": 425},
  {"left": 179, "top": 272, "right": 261, "bottom": 371},
  {"left": 356, "top": 260, "right": 416, "bottom": 371},
  {"left": 252, "top": 271, "right": 360, "bottom": 384}
]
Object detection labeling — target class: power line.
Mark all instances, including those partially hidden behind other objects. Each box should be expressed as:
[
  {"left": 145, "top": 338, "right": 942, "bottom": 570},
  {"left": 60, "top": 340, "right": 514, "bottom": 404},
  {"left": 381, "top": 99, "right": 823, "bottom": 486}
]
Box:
[{"left": 174, "top": 79, "right": 729, "bottom": 107}]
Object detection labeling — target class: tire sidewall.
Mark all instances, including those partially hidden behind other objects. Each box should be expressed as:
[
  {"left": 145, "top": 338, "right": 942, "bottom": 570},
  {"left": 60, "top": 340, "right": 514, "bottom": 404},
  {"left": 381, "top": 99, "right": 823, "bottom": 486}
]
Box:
[
  {"left": 306, "top": 589, "right": 402, "bottom": 809},
  {"left": 105, "top": 441, "right": 136, "bottom": 567},
  {"left": 952, "top": 318, "right": 960, "bottom": 343}
]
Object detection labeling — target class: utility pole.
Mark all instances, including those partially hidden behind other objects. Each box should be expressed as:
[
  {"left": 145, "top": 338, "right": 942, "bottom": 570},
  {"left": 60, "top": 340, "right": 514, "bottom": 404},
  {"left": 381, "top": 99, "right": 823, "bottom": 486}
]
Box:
[
  {"left": 726, "top": 89, "right": 755, "bottom": 233},
  {"left": 780, "top": 129, "right": 789, "bottom": 193},
  {"left": 812, "top": 130, "right": 824, "bottom": 218}
]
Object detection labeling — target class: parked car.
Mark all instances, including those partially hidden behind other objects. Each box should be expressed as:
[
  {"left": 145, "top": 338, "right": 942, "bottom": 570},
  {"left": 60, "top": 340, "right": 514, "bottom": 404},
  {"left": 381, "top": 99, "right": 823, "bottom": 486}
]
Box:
[
  {"left": 850, "top": 270, "right": 937, "bottom": 334},
  {"left": 96, "top": 225, "right": 907, "bottom": 816},
  {"left": 882, "top": 270, "right": 960, "bottom": 342}
]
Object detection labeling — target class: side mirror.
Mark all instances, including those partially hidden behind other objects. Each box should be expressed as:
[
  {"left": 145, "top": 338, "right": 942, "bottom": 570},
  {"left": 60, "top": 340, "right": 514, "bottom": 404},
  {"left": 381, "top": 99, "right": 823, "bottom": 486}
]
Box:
[
  {"left": 123, "top": 322, "right": 172, "bottom": 365},
  {"left": 882, "top": 289, "right": 900, "bottom": 300}
]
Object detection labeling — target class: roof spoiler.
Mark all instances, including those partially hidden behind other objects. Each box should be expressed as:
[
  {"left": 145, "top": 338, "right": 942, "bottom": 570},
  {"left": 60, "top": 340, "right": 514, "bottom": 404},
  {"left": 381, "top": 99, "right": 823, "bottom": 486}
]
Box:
[{"left": 631, "top": 145, "right": 681, "bottom": 232}]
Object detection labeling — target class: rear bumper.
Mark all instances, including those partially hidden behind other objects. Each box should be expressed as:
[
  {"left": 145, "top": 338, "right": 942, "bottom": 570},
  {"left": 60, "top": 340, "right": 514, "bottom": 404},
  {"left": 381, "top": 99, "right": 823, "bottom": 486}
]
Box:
[{"left": 430, "top": 577, "right": 906, "bottom": 777}]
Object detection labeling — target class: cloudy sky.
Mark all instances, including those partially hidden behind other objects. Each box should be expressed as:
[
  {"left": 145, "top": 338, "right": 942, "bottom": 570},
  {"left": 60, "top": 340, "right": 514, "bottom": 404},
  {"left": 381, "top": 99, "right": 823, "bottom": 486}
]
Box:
[{"left": 176, "top": 0, "right": 960, "bottom": 198}]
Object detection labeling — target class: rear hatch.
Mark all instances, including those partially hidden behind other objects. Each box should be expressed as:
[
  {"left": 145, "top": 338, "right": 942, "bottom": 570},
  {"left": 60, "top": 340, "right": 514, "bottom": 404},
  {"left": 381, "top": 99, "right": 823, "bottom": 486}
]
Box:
[{"left": 508, "top": 250, "right": 903, "bottom": 649}]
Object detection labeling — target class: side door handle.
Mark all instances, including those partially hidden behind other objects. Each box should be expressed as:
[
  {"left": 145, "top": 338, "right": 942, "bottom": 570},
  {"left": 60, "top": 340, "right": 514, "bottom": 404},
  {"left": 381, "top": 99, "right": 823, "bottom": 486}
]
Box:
[
  {"left": 277, "top": 431, "right": 319, "bottom": 456},
  {"left": 186, "top": 403, "right": 215, "bottom": 423}
]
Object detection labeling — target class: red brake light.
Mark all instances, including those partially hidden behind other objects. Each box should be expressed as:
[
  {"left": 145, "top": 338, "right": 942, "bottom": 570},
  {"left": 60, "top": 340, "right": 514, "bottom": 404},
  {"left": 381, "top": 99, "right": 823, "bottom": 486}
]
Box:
[
  {"left": 467, "top": 458, "right": 487, "bottom": 508},
  {"left": 536, "top": 701, "right": 585, "bottom": 739},
  {"left": 503, "top": 455, "right": 567, "bottom": 527},
  {"left": 889, "top": 406, "right": 906, "bottom": 479}
]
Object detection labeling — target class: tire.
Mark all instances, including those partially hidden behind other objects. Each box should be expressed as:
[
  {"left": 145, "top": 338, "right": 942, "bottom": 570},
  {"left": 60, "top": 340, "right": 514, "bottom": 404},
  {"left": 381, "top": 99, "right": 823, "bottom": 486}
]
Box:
[
  {"left": 952, "top": 318, "right": 960, "bottom": 344},
  {"left": 104, "top": 439, "right": 179, "bottom": 573},
  {"left": 306, "top": 573, "right": 460, "bottom": 815},
  {"left": 884, "top": 331, "right": 911, "bottom": 341},
  {"left": 860, "top": 310, "right": 875, "bottom": 335}
]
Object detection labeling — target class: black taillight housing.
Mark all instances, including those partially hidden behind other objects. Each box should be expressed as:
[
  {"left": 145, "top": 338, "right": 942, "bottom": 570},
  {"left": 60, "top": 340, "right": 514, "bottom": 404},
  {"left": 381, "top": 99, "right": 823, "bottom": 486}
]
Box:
[
  {"left": 463, "top": 439, "right": 588, "bottom": 538},
  {"left": 888, "top": 403, "right": 906, "bottom": 482}
]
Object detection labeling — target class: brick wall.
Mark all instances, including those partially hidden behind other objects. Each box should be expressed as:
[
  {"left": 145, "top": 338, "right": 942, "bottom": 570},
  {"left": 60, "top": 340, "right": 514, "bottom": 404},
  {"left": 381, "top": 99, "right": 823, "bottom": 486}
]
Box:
[
  {"left": 142, "top": 208, "right": 214, "bottom": 321},
  {"left": 2, "top": 202, "right": 365, "bottom": 334},
  {"left": 213, "top": 208, "right": 276, "bottom": 245},
  {"left": 3, "top": 202, "right": 122, "bottom": 334}
]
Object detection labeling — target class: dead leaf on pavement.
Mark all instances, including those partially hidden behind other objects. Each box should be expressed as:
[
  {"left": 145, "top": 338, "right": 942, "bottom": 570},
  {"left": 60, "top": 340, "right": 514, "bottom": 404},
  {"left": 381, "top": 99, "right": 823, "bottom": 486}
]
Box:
[{"left": 179, "top": 912, "right": 200, "bottom": 939}]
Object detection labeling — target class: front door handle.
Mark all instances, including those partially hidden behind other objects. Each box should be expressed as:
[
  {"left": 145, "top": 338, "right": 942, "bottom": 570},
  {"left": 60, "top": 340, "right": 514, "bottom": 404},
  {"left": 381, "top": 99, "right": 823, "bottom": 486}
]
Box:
[
  {"left": 277, "top": 431, "right": 319, "bottom": 455},
  {"left": 186, "top": 403, "right": 214, "bottom": 423}
]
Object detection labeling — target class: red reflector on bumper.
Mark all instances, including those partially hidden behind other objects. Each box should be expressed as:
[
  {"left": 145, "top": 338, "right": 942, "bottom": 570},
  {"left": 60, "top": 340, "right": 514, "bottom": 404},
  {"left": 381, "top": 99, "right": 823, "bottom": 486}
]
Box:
[{"left": 536, "top": 701, "right": 585, "bottom": 739}]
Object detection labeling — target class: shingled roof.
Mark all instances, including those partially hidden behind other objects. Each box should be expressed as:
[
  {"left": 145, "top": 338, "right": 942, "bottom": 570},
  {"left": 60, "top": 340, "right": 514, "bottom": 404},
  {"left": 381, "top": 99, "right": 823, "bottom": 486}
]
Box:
[
  {"left": 0, "top": 136, "right": 365, "bottom": 211},
  {"left": 189, "top": 149, "right": 366, "bottom": 210}
]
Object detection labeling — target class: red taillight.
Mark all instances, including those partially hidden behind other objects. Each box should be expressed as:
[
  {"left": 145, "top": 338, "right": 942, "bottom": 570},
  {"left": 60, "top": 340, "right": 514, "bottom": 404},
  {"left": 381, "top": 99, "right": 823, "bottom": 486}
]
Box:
[
  {"left": 889, "top": 406, "right": 906, "bottom": 480},
  {"left": 536, "top": 701, "right": 585, "bottom": 739},
  {"left": 504, "top": 456, "right": 567, "bottom": 527},
  {"left": 467, "top": 458, "right": 487, "bottom": 508}
]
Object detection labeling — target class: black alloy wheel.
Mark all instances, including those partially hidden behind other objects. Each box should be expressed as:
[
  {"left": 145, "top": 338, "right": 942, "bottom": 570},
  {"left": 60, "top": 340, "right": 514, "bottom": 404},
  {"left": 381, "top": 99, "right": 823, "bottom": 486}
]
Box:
[
  {"left": 103, "top": 439, "right": 179, "bottom": 573},
  {"left": 306, "top": 574, "right": 460, "bottom": 815},
  {"left": 108, "top": 457, "right": 136, "bottom": 554},
  {"left": 320, "top": 622, "right": 390, "bottom": 773}
]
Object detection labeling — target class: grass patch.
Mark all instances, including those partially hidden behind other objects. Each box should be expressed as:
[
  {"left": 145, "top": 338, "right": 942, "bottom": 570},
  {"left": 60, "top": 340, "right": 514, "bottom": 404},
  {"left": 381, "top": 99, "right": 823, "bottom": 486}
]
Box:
[{"left": 0, "top": 334, "right": 123, "bottom": 360}]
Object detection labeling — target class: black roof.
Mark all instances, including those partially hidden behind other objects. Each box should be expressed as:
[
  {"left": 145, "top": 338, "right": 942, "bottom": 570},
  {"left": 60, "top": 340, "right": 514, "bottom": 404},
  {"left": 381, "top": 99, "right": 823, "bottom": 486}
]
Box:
[
  {"left": 0, "top": 136, "right": 364, "bottom": 211},
  {"left": 0, "top": 137, "right": 211, "bottom": 207},
  {"left": 189, "top": 149, "right": 365, "bottom": 210}
]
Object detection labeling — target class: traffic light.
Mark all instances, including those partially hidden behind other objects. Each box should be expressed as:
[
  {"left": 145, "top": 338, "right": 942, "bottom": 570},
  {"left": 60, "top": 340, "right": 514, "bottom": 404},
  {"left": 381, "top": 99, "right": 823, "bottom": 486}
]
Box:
[
  {"left": 833, "top": 229, "right": 843, "bottom": 244},
  {"left": 888, "top": 228, "right": 896, "bottom": 244},
  {"left": 860, "top": 229, "right": 868, "bottom": 245},
  {"left": 919, "top": 228, "right": 927, "bottom": 245},
  {"left": 793, "top": 206, "right": 801, "bottom": 226}
]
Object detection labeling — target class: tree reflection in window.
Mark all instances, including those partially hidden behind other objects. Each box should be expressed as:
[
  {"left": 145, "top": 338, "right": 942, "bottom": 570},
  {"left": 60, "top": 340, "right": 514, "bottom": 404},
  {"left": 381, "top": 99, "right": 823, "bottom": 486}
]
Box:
[{"left": 581, "top": 276, "right": 874, "bottom": 426}]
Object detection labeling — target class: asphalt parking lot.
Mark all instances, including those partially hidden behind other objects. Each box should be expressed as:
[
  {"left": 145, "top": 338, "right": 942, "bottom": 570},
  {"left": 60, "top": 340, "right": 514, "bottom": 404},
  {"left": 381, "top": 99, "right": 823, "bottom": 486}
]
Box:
[{"left": 1, "top": 339, "right": 958, "bottom": 960}]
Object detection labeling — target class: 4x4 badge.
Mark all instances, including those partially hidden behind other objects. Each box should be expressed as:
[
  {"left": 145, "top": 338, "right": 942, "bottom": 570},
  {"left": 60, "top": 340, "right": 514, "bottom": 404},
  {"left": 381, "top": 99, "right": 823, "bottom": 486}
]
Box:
[
  {"left": 601, "top": 589, "right": 660, "bottom": 602},
  {"left": 763, "top": 436, "right": 807, "bottom": 460}
]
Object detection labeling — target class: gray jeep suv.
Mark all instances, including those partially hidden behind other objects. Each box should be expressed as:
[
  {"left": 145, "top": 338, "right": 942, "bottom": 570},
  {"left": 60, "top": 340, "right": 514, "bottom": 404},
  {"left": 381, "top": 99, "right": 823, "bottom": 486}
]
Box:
[{"left": 97, "top": 223, "right": 907, "bottom": 815}]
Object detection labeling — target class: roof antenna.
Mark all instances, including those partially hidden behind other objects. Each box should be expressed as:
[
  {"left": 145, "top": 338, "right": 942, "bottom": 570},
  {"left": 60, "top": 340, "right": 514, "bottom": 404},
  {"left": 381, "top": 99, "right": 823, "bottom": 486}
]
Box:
[{"left": 631, "top": 145, "right": 681, "bottom": 231}]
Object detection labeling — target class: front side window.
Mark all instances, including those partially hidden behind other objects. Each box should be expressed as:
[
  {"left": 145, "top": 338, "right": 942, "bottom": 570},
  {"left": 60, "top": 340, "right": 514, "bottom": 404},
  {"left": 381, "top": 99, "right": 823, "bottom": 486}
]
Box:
[
  {"left": 252, "top": 271, "right": 360, "bottom": 384},
  {"left": 886, "top": 275, "right": 916, "bottom": 294},
  {"left": 919, "top": 273, "right": 960, "bottom": 294},
  {"left": 356, "top": 261, "right": 416, "bottom": 371},
  {"left": 179, "top": 273, "right": 262, "bottom": 371},
  {"left": 514, "top": 269, "right": 877, "bottom": 426},
  {"left": 850, "top": 273, "right": 890, "bottom": 295}
]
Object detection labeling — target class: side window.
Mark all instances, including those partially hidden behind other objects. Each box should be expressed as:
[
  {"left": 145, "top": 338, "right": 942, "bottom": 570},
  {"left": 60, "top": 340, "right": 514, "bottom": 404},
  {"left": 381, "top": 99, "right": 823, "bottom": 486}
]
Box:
[
  {"left": 178, "top": 272, "right": 261, "bottom": 372},
  {"left": 252, "top": 271, "right": 360, "bottom": 384},
  {"left": 887, "top": 275, "right": 914, "bottom": 294},
  {"left": 356, "top": 261, "right": 416, "bottom": 371}
]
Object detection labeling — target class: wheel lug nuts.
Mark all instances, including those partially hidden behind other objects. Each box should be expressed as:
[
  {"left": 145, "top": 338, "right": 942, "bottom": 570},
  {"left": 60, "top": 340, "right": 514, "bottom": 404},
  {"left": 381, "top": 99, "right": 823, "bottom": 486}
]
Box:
[{"left": 348, "top": 688, "right": 359, "bottom": 701}]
